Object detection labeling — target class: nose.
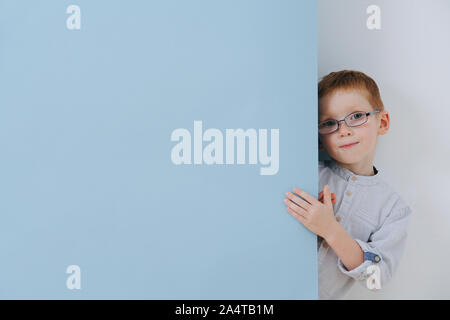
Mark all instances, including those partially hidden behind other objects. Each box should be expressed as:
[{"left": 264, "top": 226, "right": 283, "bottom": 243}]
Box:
[{"left": 336, "top": 120, "right": 353, "bottom": 136}]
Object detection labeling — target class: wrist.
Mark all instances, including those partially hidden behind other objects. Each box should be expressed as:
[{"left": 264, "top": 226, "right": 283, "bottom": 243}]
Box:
[{"left": 323, "top": 219, "right": 342, "bottom": 245}]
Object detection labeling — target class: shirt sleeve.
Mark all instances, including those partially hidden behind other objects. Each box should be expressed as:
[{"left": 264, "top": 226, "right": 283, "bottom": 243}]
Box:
[{"left": 336, "top": 205, "right": 413, "bottom": 289}]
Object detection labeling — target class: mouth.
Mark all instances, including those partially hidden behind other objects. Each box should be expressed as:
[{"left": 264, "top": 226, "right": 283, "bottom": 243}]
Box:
[{"left": 339, "top": 142, "right": 359, "bottom": 149}]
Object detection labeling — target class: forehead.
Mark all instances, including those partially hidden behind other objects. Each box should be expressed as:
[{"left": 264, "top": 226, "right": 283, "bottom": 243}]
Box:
[{"left": 319, "top": 89, "right": 372, "bottom": 120}]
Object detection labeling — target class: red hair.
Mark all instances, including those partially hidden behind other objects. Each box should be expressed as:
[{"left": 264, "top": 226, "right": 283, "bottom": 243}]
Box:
[{"left": 318, "top": 70, "right": 384, "bottom": 111}]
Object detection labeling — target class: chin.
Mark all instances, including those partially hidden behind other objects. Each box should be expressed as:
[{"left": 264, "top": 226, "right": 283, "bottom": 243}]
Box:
[{"left": 330, "top": 153, "right": 362, "bottom": 165}]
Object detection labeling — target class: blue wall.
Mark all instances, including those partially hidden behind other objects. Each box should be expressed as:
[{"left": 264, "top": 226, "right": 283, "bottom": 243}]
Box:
[{"left": 0, "top": 0, "right": 318, "bottom": 299}]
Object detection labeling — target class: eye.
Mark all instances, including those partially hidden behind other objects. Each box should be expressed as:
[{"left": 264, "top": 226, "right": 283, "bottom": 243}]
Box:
[
  {"left": 320, "top": 120, "right": 335, "bottom": 127},
  {"left": 350, "top": 112, "right": 365, "bottom": 120}
]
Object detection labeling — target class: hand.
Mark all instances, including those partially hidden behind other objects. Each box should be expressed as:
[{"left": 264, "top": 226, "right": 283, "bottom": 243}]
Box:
[
  {"left": 284, "top": 184, "right": 338, "bottom": 239},
  {"left": 319, "top": 191, "right": 336, "bottom": 205}
]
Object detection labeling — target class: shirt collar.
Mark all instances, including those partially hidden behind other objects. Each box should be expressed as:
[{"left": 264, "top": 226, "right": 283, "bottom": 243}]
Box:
[{"left": 328, "top": 158, "right": 380, "bottom": 186}]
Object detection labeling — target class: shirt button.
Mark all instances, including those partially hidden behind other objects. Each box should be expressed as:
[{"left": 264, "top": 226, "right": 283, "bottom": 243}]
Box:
[
  {"left": 346, "top": 191, "right": 352, "bottom": 196},
  {"left": 336, "top": 216, "right": 342, "bottom": 222},
  {"left": 351, "top": 176, "right": 357, "bottom": 181},
  {"left": 322, "top": 241, "right": 329, "bottom": 248}
]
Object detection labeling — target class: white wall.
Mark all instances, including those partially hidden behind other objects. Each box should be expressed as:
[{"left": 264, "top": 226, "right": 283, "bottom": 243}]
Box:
[{"left": 318, "top": 0, "right": 450, "bottom": 299}]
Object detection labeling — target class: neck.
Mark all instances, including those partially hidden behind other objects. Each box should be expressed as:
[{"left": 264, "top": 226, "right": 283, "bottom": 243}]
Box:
[{"left": 334, "top": 159, "right": 376, "bottom": 176}]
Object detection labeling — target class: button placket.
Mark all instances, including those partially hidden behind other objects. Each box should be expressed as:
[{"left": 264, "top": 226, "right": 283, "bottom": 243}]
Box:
[
  {"left": 343, "top": 186, "right": 353, "bottom": 200},
  {"left": 339, "top": 182, "right": 355, "bottom": 227}
]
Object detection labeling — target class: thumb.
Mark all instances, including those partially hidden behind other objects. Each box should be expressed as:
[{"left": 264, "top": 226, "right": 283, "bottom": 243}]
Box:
[{"left": 323, "top": 184, "right": 332, "bottom": 205}]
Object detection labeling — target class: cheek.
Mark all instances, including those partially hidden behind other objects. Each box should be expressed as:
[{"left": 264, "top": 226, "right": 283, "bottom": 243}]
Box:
[
  {"left": 355, "top": 126, "right": 378, "bottom": 148},
  {"left": 321, "top": 135, "right": 336, "bottom": 148}
]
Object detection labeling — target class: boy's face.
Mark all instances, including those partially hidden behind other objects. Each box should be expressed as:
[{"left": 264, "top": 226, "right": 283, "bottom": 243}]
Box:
[{"left": 318, "top": 89, "right": 389, "bottom": 169}]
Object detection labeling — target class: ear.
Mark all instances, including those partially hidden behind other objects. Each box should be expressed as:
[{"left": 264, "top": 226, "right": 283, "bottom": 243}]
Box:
[{"left": 378, "top": 110, "right": 390, "bottom": 135}]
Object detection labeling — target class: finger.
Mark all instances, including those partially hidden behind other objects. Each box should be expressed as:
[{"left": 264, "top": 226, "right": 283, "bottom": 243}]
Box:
[
  {"left": 292, "top": 187, "right": 317, "bottom": 206},
  {"left": 286, "top": 192, "right": 311, "bottom": 210},
  {"left": 319, "top": 192, "right": 336, "bottom": 205},
  {"left": 286, "top": 207, "right": 308, "bottom": 225},
  {"left": 319, "top": 191, "right": 335, "bottom": 197},
  {"left": 284, "top": 198, "right": 308, "bottom": 217},
  {"left": 330, "top": 193, "right": 336, "bottom": 201},
  {"left": 323, "top": 184, "right": 332, "bottom": 205},
  {"left": 319, "top": 192, "right": 335, "bottom": 200},
  {"left": 318, "top": 194, "right": 323, "bottom": 201}
]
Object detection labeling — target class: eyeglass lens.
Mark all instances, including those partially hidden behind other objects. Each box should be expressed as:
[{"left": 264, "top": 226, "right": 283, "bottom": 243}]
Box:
[{"left": 318, "top": 112, "right": 367, "bottom": 134}]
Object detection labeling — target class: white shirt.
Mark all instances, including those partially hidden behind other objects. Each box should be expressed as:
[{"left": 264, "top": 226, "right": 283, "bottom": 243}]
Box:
[{"left": 317, "top": 158, "right": 413, "bottom": 299}]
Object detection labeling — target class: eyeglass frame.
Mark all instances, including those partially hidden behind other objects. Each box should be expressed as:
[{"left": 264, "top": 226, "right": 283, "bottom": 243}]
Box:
[{"left": 318, "top": 109, "right": 381, "bottom": 135}]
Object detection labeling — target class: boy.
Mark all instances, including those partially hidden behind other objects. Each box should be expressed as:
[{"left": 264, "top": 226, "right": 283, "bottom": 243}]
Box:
[{"left": 284, "top": 70, "right": 412, "bottom": 299}]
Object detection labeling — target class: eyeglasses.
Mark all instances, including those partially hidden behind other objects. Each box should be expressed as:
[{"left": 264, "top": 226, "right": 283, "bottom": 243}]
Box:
[{"left": 318, "top": 110, "right": 381, "bottom": 135}]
